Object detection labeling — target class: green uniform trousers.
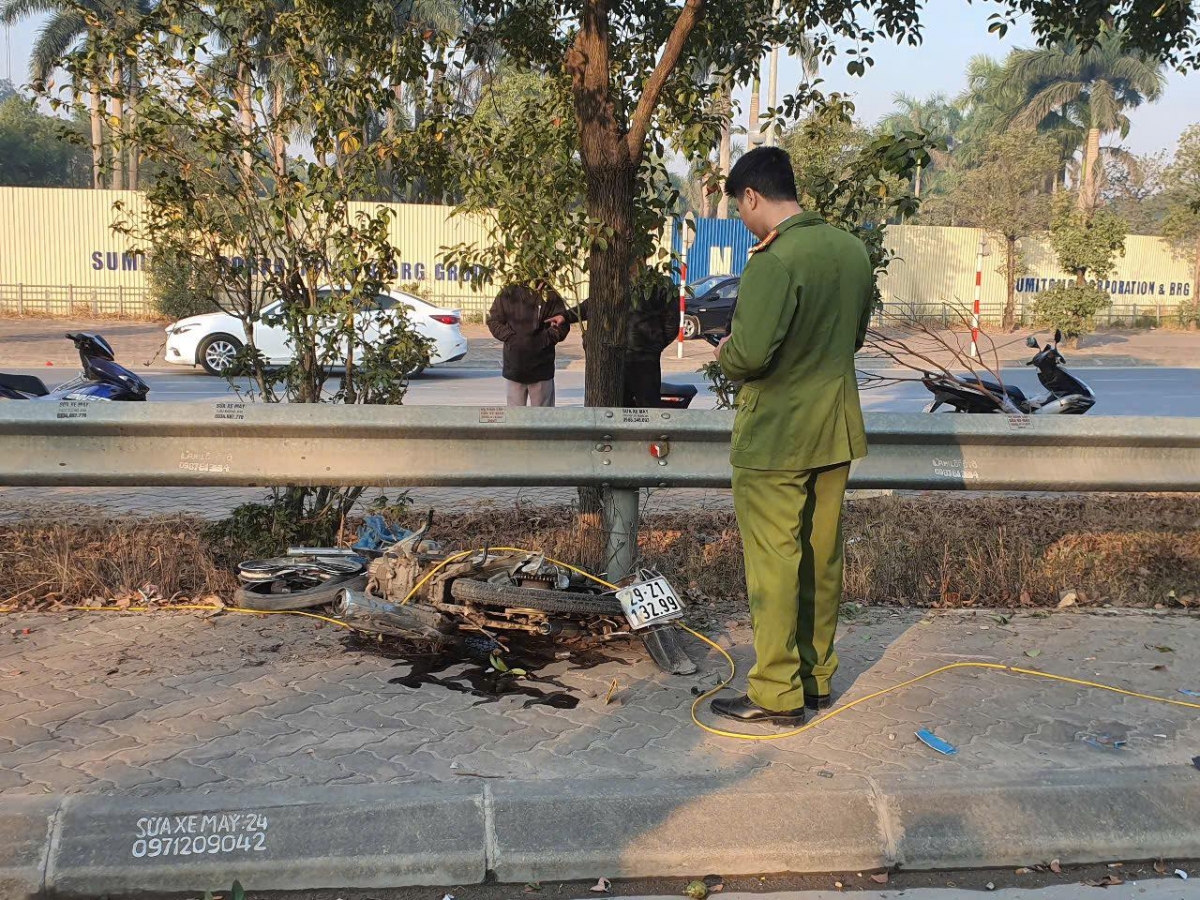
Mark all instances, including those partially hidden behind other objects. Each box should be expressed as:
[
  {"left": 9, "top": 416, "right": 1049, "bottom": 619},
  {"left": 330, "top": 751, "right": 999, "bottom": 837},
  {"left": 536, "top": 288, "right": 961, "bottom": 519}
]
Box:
[{"left": 732, "top": 461, "right": 851, "bottom": 712}]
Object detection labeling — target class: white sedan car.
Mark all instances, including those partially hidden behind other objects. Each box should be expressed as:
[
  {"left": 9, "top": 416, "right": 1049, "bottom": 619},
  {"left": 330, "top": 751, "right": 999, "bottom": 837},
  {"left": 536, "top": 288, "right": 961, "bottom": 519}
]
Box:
[{"left": 164, "top": 289, "right": 468, "bottom": 376}]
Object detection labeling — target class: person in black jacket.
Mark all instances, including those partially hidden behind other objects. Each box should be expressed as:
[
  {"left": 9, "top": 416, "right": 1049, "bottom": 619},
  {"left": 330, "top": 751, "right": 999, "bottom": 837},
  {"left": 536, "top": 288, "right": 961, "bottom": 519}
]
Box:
[
  {"left": 547, "top": 268, "right": 677, "bottom": 407},
  {"left": 487, "top": 280, "right": 570, "bottom": 406}
]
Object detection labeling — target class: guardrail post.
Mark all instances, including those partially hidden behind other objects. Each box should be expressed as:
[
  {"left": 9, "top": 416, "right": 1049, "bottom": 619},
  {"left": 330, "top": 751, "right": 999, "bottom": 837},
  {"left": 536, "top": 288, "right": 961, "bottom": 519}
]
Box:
[
  {"left": 602, "top": 487, "right": 640, "bottom": 583},
  {"left": 17, "top": 283, "right": 23, "bottom": 316}
]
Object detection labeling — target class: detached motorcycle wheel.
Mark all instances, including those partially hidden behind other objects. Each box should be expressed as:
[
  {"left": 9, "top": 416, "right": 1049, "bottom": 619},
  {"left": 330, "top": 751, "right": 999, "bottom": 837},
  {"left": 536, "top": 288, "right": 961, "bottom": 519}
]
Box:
[
  {"left": 236, "top": 574, "right": 367, "bottom": 611},
  {"left": 449, "top": 578, "right": 623, "bottom": 617}
]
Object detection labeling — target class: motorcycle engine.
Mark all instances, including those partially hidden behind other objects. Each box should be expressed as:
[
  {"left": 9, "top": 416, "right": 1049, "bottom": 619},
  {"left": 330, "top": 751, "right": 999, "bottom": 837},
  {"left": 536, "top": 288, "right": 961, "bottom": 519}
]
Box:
[{"left": 367, "top": 554, "right": 423, "bottom": 603}]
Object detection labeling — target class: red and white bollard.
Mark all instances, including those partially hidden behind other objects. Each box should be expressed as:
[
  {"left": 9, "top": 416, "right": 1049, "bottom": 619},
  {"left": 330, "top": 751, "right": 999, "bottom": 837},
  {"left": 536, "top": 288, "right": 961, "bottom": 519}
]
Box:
[
  {"left": 677, "top": 262, "right": 688, "bottom": 359},
  {"left": 970, "top": 237, "right": 983, "bottom": 359}
]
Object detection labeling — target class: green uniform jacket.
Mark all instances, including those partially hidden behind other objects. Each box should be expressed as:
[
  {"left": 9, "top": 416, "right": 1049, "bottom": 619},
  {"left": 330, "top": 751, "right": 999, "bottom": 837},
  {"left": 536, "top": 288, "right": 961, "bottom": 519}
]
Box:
[{"left": 718, "top": 212, "right": 875, "bottom": 472}]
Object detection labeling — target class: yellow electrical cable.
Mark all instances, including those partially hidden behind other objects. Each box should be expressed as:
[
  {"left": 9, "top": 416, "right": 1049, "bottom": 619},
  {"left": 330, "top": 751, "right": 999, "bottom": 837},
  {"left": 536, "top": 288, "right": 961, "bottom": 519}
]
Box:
[{"left": 5, "top": 551, "right": 1198, "bottom": 744}]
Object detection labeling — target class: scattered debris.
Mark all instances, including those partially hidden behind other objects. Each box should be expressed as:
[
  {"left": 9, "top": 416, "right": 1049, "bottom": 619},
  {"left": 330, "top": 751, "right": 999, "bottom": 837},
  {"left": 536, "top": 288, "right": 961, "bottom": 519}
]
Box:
[
  {"left": 834, "top": 882, "right": 844, "bottom": 890},
  {"left": 1016, "top": 868, "right": 1033, "bottom": 875},
  {"left": 1155, "top": 860, "right": 1168, "bottom": 875},
  {"left": 1079, "top": 733, "right": 1127, "bottom": 750},
  {"left": 604, "top": 678, "right": 620, "bottom": 705},
  {"left": 1177, "top": 870, "right": 1190, "bottom": 881},
  {"left": 442, "top": 894, "right": 455, "bottom": 900},
  {"left": 986, "top": 883, "right": 996, "bottom": 891},
  {"left": 1152, "top": 664, "right": 1168, "bottom": 671},
  {"left": 1082, "top": 875, "right": 1124, "bottom": 888},
  {"left": 817, "top": 769, "right": 835, "bottom": 779},
  {"left": 684, "top": 880, "right": 709, "bottom": 900},
  {"left": 1178, "top": 689, "right": 1200, "bottom": 698},
  {"left": 915, "top": 729, "right": 958, "bottom": 755},
  {"left": 702, "top": 875, "right": 725, "bottom": 893},
  {"left": 1057, "top": 590, "right": 1078, "bottom": 608},
  {"left": 1193, "top": 756, "right": 1200, "bottom": 771},
  {"left": 1145, "top": 644, "right": 1174, "bottom": 653},
  {"left": 1025, "top": 649, "right": 1042, "bottom": 658},
  {"left": 590, "top": 878, "right": 611, "bottom": 894},
  {"left": 870, "top": 874, "right": 889, "bottom": 885},
  {"left": 524, "top": 884, "right": 542, "bottom": 893},
  {"left": 1050, "top": 859, "right": 1062, "bottom": 874},
  {"left": 1107, "top": 863, "right": 1123, "bottom": 869}
]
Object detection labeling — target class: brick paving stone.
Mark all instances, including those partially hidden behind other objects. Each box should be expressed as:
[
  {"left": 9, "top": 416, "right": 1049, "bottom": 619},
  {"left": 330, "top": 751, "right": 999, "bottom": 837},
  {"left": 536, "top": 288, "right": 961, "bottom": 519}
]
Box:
[{"left": 1, "top": 609, "right": 1198, "bottom": 799}]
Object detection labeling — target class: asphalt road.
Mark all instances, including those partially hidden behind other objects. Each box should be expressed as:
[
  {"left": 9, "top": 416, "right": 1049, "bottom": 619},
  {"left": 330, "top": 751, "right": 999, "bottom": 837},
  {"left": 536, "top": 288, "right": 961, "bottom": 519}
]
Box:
[{"left": 5, "top": 364, "right": 1200, "bottom": 416}]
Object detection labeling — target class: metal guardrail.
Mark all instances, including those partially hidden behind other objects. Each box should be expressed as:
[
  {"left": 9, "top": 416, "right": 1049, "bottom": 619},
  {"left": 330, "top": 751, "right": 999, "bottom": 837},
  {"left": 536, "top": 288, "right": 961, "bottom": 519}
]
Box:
[{"left": 2, "top": 404, "right": 1198, "bottom": 493}]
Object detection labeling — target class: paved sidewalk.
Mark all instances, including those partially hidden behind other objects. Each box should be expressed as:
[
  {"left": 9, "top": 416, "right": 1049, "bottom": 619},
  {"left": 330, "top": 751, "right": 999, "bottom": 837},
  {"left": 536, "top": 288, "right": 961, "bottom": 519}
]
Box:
[{"left": 1, "top": 608, "right": 1198, "bottom": 896}]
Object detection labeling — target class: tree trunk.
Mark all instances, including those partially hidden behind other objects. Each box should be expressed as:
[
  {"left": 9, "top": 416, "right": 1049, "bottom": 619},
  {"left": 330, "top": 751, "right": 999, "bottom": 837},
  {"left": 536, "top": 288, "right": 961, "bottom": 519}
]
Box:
[
  {"left": 747, "top": 71, "right": 761, "bottom": 148},
  {"left": 108, "top": 60, "right": 124, "bottom": 190},
  {"left": 237, "top": 61, "right": 254, "bottom": 180},
  {"left": 1193, "top": 232, "right": 1200, "bottom": 303},
  {"left": 89, "top": 78, "right": 104, "bottom": 189},
  {"left": 271, "top": 79, "right": 287, "bottom": 178},
  {"left": 716, "top": 81, "right": 732, "bottom": 219},
  {"left": 126, "top": 64, "right": 139, "bottom": 190},
  {"left": 1002, "top": 235, "right": 1017, "bottom": 331},
  {"left": 913, "top": 161, "right": 922, "bottom": 199},
  {"left": 1079, "top": 127, "right": 1101, "bottom": 215}
]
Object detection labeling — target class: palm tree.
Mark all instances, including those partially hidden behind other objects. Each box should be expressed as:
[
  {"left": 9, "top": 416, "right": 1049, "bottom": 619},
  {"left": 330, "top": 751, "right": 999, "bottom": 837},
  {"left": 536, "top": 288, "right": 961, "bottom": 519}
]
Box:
[
  {"left": 1, "top": 0, "right": 151, "bottom": 189},
  {"left": 1007, "top": 30, "right": 1165, "bottom": 213},
  {"left": 878, "top": 92, "right": 962, "bottom": 197}
]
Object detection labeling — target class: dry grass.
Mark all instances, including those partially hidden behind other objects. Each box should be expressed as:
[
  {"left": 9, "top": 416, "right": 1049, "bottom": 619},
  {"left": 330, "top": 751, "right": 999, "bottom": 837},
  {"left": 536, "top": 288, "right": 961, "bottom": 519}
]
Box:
[
  {"left": 0, "top": 516, "right": 235, "bottom": 608},
  {"left": 2, "top": 495, "right": 1197, "bottom": 616}
]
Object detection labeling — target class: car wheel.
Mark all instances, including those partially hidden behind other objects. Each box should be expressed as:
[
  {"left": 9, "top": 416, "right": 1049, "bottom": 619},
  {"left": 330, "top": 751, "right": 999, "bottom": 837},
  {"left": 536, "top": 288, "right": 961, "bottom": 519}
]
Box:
[
  {"left": 682, "top": 316, "right": 701, "bottom": 340},
  {"left": 198, "top": 334, "right": 243, "bottom": 376}
]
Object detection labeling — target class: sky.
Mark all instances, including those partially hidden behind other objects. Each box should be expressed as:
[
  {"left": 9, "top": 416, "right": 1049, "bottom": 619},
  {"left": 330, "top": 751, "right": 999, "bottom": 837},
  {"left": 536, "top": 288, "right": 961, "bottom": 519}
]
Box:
[{"left": 3, "top": 0, "right": 1199, "bottom": 158}]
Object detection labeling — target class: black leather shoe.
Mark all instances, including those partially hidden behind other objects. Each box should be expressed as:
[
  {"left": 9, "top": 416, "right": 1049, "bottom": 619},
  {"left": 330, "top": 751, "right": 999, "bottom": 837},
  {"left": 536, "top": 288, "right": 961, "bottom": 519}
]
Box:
[
  {"left": 805, "top": 693, "right": 832, "bottom": 711},
  {"left": 711, "top": 694, "right": 805, "bottom": 724}
]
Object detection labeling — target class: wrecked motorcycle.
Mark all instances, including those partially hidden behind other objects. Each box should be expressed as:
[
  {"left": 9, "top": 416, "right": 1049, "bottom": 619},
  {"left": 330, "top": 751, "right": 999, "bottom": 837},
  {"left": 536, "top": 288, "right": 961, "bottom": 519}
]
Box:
[{"left": 331, "top": 523, "right": 697, "bottom": 675}]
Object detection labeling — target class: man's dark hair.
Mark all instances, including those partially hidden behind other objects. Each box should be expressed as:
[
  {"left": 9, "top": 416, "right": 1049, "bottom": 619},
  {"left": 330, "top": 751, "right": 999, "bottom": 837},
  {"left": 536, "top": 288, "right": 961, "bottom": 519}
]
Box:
[{"left": 724, "top": 146, "right": 798, "bottom": 201}]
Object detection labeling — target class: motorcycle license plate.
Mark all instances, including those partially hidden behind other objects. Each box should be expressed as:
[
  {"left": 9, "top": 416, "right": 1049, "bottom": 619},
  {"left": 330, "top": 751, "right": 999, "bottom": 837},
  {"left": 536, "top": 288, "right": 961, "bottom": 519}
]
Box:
[{"left": 616, "top": 577, "right": 684, "bottom": 630}]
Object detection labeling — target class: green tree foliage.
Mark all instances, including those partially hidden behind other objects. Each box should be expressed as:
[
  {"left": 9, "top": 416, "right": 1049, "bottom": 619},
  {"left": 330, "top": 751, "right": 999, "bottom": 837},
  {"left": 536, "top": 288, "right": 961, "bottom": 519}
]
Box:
[
  {"left": 47, "top": 0, "right": 435, "bottom": 533},
  {"left": 0, "top": 93, "right": 90, "bottom": 186},
  {"left": 928, "top": 129, "right": 1060, "bottom": 329},
  {"left": 1034, "top": 195, "right": 1128, "bottom": 340},
  {"left": 877, "top": 92, "right": 961, "bottom": 198},
  {"left": 1160, "top": 124, "right": 1200, "bottom": 302},
  {"left": 1007, "top": 30, "right": 1165, "bottom": 214}
]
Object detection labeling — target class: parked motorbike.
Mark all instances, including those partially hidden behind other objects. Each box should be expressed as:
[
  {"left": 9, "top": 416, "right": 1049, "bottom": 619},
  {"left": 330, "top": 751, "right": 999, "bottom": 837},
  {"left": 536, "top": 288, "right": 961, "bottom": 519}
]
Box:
[
  {"left": 659, "top": 381, "right": 698, "bottom": 409},
  {"left": 0, "top": 333, "right": 150, "bottom": 401},
  {"left": 921, "top": 329, "right": 1096, "bottom": 415}
]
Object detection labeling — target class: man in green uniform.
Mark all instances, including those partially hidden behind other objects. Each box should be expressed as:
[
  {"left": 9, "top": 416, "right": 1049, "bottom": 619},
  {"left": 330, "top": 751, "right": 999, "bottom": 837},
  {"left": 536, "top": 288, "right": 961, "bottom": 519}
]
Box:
[{"left": 712, "top": 146, "right": 875, "bottom": 725}]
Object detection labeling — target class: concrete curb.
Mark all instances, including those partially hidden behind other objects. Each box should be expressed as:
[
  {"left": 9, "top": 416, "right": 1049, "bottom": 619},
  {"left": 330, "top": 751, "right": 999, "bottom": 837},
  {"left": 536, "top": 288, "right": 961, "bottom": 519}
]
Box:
[{"left": 9, "top": 765, "right": 1200, "bottom": 897}]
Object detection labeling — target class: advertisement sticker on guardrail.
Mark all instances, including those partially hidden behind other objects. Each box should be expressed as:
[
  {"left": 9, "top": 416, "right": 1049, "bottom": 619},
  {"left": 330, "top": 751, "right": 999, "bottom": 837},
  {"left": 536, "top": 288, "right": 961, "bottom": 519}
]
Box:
[
  {"left": 479, "top": 407, "right": 506, "bottom": 424},
  {"left": 214, "top": 402, "right": 246, "bottom": 421}
]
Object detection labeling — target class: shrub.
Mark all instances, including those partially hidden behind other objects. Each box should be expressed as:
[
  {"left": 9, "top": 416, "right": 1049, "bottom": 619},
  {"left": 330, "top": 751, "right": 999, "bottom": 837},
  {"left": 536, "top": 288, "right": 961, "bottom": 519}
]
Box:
[{"left": 1032, "top": 283, "right": 1112, "bottom": 341}]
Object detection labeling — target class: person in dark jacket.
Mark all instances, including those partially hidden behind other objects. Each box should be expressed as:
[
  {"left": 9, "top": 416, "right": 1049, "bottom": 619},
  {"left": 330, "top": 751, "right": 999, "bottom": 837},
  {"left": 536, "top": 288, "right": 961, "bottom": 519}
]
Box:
[
  {"left": 487, "top": 280, "right": 570, "bottom": 407},
  {"left": 547, "top": 269, "right": 677, "bottom": 407}
]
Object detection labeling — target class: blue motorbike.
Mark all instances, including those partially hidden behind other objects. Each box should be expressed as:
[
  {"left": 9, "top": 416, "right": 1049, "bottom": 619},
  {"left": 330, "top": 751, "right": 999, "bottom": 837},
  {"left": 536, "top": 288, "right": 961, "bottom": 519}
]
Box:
[{"left": 0, "top": 332, "right": 149, "bottom": 401}]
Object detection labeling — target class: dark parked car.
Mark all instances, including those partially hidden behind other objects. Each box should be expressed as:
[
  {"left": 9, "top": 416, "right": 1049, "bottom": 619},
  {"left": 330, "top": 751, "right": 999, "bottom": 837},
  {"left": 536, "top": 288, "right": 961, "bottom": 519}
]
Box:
[{"left": 683, "top": 274, "right": 739, "bottom": 339}]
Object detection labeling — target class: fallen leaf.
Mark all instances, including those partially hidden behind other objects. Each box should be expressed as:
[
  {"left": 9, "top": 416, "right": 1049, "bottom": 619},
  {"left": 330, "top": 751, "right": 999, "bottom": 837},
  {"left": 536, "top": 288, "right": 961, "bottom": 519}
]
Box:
[
  {"left": 1057, "top": 590, "right": 1077, "bottom": 608},
  {"left": 1152, "top": 664, "right": 1168, "bottom": 671},
  {"left": 1083, "top": 875, "right": 1124, "bottom": 888},
  {"left": 524, "top": 883, "right": 542, "bottom": 893},
  {"left": 115, "top": 596, "right": 132, "bottom": 610},
  {"left": 590, "top": 878, "right": 611, "bottom": 894},
  {"left": 1016, "top": 868, "right": 1033, "bottom": 875},
  {"left": 870, "top": 874, "right": 889, "bottom": 885},
  {"left": 1154, "top": 860, "right": 1168, "bottom": 875},
  {"left": 684, "top": 880, "right": 709, "bottom": 900},
  {"left": 1025, "top": 649, "right": 1042, "bottom": 658},
  {"left": 1107, "top": 863, "right": 1123, "bottom": 869},
  {"left": 1050, "top": 859, "right": 1062, "bottom": 874},
  {"left": 1146, "top": 644, "right": 1174, "bottom": 653}
]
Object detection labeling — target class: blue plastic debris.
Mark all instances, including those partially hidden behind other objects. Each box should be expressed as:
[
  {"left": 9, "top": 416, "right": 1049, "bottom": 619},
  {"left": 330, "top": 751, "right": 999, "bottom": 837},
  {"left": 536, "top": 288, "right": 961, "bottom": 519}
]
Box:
[
  {"left": 915, "top": 729, "right": 958, "bottom": 755},
  {"left": 353, "top": 516, "right": 413, "bottom": 553},
  {"left": 1179, "top": 689, "right": 1200, "bottom": 698}
]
